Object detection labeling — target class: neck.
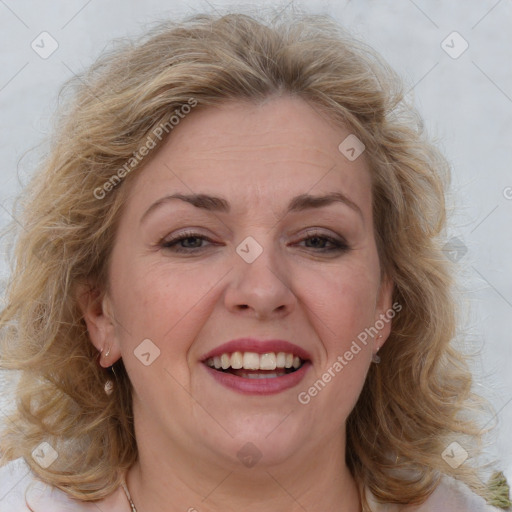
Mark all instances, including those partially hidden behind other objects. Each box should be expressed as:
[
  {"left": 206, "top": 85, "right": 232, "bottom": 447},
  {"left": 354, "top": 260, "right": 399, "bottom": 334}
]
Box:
[{"left": 125, "top": 419, "right": 361, "bottom": 512}]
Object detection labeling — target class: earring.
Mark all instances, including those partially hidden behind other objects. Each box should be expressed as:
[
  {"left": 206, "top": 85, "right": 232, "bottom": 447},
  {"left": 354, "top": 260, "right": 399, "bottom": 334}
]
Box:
[
  {"left": 372, "top": 334, "right": 383, "bottom": 364},
  {"left": 104, "top": 379, "right": 114, "bottom": 395},
  {"left": 100, "top": 345, "right": 114, "bottom": 395},
  {"left": 104, "top": 363, "right": 117, "bottom": 396}
]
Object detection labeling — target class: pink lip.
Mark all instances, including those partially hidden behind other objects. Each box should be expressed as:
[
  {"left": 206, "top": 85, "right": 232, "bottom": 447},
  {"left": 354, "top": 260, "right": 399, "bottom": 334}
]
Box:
[
  {"left": 200, "top": 338, "right": 312, "bottom": 362},
  {"left": 202, "top": 361, "right": 312, "bottom": 395}
]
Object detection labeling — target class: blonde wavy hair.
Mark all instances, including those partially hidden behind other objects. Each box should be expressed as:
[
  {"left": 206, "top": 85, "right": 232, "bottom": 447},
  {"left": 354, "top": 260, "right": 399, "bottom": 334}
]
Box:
[{"left": 0, "top": 9, "right": 497, "bottom": 510}]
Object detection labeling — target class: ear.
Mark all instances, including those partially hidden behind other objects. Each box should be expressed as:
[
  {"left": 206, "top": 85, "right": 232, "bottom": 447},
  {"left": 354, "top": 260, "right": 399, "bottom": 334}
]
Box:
[
  {"left": 374, "top": 273, "right": 395, "bottom": 348},
  {"left": 75, "top": 281, "right": 122, "bottom": 368}
]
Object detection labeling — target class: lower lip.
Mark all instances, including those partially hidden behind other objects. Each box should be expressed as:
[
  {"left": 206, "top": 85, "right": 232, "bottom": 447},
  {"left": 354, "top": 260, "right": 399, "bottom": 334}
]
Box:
[{"left": 202, "top": 362, "right": 311, "bottom": 395}]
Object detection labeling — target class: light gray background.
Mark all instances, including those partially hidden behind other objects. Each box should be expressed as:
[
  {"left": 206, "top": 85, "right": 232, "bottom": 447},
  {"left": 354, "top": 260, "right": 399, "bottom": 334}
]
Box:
[{"left": 0, "top": 0, "right": 511, "bottom": 485}]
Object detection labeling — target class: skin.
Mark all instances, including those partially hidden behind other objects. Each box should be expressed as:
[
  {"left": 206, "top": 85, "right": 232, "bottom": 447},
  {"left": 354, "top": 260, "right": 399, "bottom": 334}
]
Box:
[{"left": 79, "top": 95, "right": 394, "bottom": 512}]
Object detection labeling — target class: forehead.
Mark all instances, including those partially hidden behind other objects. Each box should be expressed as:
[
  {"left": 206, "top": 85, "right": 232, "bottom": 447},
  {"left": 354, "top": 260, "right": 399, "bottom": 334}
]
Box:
[{"left": 122, "top": 96, "right": 372, "bottom": 220}]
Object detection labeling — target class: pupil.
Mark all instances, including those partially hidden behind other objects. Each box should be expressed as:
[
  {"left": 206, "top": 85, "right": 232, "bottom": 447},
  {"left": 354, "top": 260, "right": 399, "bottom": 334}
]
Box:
[
  {"left": 308, "top": 237, "right": 325, "bottom": 248},
  {"left": 184, "top": 237, "right": 201, "bottom": 247}
]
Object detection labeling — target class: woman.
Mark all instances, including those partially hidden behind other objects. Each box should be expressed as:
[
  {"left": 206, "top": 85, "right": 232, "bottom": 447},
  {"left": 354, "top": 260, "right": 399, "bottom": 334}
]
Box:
[{"left": 0, "top": 11, "right": 507, "bottom": 512}]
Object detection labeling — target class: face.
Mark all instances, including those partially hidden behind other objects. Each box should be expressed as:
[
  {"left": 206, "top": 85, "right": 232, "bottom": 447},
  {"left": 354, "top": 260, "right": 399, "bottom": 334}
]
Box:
[{"left": 82, "top": 95, "right": 393, "bottom": 471}]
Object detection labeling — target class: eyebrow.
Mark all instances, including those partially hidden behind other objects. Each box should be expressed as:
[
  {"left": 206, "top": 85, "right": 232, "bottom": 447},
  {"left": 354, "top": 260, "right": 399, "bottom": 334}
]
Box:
[{"left": 140, "top": 191, "right": 363, "bottom": 224}]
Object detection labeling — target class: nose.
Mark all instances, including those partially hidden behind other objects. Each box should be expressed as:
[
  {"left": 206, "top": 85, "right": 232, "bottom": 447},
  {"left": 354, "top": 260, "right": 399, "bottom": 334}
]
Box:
[{"left": 223, "top": 239, "right": 296, "bottom": 320}]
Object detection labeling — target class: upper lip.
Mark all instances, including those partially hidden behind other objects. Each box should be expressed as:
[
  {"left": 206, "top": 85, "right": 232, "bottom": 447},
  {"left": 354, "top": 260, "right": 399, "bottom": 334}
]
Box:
[{"left": 201, "top": 338, "right": 312, "bottom": 362}]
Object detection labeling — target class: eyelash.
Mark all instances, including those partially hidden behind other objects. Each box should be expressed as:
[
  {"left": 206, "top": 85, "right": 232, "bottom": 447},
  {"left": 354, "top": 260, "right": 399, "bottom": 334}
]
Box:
[{"left": 160, "top": 230, "right": 350, "bottom": 254}]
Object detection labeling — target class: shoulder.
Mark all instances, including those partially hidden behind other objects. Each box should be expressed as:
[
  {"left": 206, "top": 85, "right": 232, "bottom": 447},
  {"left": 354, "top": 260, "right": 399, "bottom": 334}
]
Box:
[
  {"left": 0, "top": 457, "right": 35, "bottom": 512},
  {"left": 365, "top": 474, "right": 503, "bottom": 512},
  {"left": 0, "top": 458, "right": 127, "bottom": 512}
]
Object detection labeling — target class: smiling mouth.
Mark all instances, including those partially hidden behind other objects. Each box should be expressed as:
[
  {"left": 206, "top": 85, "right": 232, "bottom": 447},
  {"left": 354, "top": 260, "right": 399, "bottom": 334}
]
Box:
[{"left": 205, "top": 351, "right": 306, "bottom": 379}]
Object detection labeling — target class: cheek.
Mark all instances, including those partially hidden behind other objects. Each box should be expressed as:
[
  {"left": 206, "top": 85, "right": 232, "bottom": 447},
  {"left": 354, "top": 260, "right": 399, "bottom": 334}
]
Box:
[
  {"left": 110, "top": 259, "right": 219, "bottom": 353},
  {"left": 298, "top": 267, "right": 377, "bottom": 417},
  {"left": 299, "top": 259, "right": 380, "bottom": 342}
]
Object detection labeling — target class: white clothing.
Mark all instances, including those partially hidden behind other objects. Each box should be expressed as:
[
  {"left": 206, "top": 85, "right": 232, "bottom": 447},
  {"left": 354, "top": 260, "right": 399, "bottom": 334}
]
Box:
[{"left": 0, "top": 457, "right": 502, "bottom": 511}]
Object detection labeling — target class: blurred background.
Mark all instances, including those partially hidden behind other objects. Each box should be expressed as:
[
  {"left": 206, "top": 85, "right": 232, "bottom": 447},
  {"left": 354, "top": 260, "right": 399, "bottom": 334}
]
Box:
[{"left": 0, "top": 0, "right": 511, "bottom": 486}]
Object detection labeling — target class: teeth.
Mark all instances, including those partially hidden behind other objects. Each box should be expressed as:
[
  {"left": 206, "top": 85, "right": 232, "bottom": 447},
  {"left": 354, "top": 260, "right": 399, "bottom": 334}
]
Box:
[
  {"left": 206, "top": 351, "right": 304, "bottom": 371},
  {"left": 260, "top": 353, "right": 277, "bottom": 370},
  {"left": 243, "top": 352, "right": 260, "bottom": 370},
  {"left": 244, "top": 372, "right": 285, "bottom": 379},
  {"left": 221, "top": 353, "right": 230, "bottom": 370},
  {"left": 231, "top": 351, "right": 243, "bottom": 369},
  {"left": 276, "top": 352, "right": 286, "bottom": 368}
]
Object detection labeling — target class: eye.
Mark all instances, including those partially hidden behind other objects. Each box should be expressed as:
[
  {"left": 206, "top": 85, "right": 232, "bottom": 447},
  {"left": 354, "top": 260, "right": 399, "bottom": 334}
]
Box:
[
  {"left": 160, "top": 229, "right": 350, "bottom": 255},
  {"left": 161, "top": 231, "right": 215, "bottom": 253},
  {"left": 296, "top": 230, "right": 350, "bottom": 253}
]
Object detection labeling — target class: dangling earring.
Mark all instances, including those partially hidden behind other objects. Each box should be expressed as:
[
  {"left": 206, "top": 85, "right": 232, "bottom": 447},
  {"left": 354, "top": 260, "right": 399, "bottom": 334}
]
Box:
[
  {"left": 104, "top": 378, "right": 114, "bottom": 395},
  {"left": 98, "top": 345, "right": 111, "bottom": 364},
  {"left": 372, "top": 334, "right": 382, "bottom": 364},
  {"left": 100, "top": 345, "right": 114, "bottom": 395}
]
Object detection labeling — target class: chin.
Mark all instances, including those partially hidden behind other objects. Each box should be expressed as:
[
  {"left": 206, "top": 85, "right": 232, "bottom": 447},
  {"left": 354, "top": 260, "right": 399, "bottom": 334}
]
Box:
[{"left": 209, "top": 416, "right": 308, "bottom": 468}]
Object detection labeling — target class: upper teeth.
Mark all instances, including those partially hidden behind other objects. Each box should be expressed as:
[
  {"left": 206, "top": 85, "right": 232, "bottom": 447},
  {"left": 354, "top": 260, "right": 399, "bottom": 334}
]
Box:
[{"left": 206, "top": 352, "right": 303, "bottom": 371}]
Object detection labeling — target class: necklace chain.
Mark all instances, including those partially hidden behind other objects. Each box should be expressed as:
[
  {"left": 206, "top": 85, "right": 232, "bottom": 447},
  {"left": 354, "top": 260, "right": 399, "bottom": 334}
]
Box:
[
  {"left": 121, "top": 477, "right": 138, "bottom": 512},
  {"left": 120, "top": 475, "right": 361, "bottom": 511}
]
